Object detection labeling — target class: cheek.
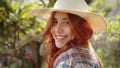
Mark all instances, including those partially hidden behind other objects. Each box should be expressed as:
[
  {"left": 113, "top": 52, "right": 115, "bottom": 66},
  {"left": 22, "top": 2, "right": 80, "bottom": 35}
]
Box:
[
  {"left": 69, "top": 33, "right": 74, "bottom": 39},
  {"left": 68, "top": 29, "right": 74, "bottom": 40},
  {"left": 66, "top": 28, "right": 74, "bottom": 40},
  {"left": 69, "top": 34, "right": 74, "bottom": 41},
  {"left": 50, "top": 27, "right": 54, "bottom": 34},
  {"left": 50, "top": 27, "right": 55, "bottom": 38}
]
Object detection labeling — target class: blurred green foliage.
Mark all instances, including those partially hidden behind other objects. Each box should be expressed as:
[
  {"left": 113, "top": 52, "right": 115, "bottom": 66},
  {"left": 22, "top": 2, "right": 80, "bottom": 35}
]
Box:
[
  {"left": 0, "top": 0, "right": 120, "bottom": 68},
  {"left": 90, "top": 0, "right": 120, "bottom": 68},
  {"left": 107, "top": 13, "right": 120, "bottom": 41}
]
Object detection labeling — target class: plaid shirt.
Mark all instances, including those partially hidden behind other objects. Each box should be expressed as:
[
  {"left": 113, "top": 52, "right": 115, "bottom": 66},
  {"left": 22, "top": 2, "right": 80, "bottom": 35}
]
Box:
[{"left": 54, "top": 47, "right": 100, "bottom": 68}]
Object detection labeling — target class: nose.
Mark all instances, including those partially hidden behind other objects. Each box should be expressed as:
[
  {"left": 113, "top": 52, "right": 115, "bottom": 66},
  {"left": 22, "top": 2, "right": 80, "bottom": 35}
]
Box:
[{"left": 54, "top": 23, "right": 63, "bottom": 33}]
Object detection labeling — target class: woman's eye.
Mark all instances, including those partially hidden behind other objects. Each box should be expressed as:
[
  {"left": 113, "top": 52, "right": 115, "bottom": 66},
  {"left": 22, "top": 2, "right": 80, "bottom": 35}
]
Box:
[
  {"left": 53, "top": 19, "right": 58, "bottom": 23},
  {"left": 64, "top": 21, "right": 69, "bottom": 24},
  {"left": 54, "top": 20, "right": 57, "bottom": 23},
  {"left": 53, "top": 19, "right": 58, "bottom": 26}
]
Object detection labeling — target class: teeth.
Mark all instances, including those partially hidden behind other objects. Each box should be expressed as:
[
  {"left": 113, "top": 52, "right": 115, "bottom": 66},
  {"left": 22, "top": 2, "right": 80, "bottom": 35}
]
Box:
[{"left": 56, "top": 36, "right": 65, "bottom": 39}]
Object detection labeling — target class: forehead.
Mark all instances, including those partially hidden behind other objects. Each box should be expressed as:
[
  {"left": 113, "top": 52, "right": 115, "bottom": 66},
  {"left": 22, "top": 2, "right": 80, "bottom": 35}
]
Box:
[{"left": 54, "top": 11, "right": 68, "bottom": 19}]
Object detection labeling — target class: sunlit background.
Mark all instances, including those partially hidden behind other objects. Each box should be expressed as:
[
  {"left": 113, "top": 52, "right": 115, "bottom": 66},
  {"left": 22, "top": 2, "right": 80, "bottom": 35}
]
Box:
[{"left": 0, "top": 0, "right": 120, "bottom": 68}]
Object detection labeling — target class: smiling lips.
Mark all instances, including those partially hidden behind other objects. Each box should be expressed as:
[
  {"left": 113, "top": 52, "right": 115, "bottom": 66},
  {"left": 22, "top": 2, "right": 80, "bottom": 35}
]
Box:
[{"left": 55, "top": 35, "right": 67, "bottom": 41}]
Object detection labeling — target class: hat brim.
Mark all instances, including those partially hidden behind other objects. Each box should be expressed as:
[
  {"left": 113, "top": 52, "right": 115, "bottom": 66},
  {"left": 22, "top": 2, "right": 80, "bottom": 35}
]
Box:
[{"left": 30, "top": 8, "right": 107, "bottom": 32}]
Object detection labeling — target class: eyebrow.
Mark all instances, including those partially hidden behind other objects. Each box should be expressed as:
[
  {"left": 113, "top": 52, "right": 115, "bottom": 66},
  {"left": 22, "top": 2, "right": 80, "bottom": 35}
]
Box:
[
  {"left": 54, "top": 18, "right": 68, "bottom": 20},
  {"left": 54, "top": 17, "right": 68, "bottom": 20},
  {"left": 62, "top": 18, "right": 68, "bottom": 20}
]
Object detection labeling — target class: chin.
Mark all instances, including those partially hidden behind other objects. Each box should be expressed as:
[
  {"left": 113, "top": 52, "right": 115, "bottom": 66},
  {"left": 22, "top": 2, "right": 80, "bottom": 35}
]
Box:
[{"left": 55, "top": 43, "right": 65, "bottom": 48}]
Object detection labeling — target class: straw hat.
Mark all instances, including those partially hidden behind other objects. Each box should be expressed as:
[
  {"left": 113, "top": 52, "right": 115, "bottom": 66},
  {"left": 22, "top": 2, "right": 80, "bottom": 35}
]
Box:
[{"left": 30, "top": 0, "right": 107, "bottom": 32}]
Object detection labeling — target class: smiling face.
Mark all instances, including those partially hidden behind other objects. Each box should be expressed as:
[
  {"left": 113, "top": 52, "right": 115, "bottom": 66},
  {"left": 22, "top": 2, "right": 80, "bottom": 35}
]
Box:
[{"left": 51, "top": 12, "right": 73, "bottom": 48}]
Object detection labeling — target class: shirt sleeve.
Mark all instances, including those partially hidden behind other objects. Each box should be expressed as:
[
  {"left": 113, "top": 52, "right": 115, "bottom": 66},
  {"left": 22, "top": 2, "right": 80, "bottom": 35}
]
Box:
[{"left": 56, "top": 58, "right": 100, "bottom": 68}]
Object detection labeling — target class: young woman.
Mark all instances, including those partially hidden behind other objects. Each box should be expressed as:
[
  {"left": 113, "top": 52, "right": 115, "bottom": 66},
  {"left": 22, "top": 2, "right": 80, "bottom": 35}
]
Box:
[{"left": 30, "top": 0, "right": 107, "bottom": 68}]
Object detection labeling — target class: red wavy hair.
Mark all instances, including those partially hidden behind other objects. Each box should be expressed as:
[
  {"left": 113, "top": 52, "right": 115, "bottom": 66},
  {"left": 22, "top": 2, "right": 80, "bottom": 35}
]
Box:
[{"left": 42, "top": 11, "right": 102, "bottom": 68}]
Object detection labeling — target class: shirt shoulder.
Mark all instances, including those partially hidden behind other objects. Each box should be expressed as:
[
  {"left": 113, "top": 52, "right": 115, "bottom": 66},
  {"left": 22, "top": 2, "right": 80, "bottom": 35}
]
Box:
[
  {"left": 54, "top": 47, "right": 100, "bottom": 68},
  {"left": 56, "top": 58, "right": 100, "bottom": 68}
]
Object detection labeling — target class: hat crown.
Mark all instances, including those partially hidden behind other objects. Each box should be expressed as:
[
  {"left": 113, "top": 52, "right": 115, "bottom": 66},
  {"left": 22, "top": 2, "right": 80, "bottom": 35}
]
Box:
[{"left": 54, "top": 0, "right": 88, "bottom": 12}]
